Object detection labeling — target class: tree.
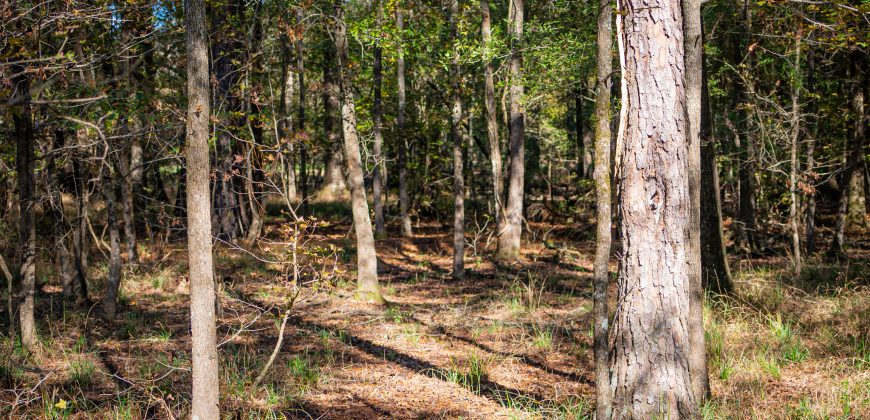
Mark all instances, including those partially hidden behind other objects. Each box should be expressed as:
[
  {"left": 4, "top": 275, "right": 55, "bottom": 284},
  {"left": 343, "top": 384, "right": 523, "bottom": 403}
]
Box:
[
  {"left": 683, "top": 0, "right": 711, "bottom": 402},
  {"left": 396, "top": 8, "right": 413, "bottom": 237},
  {"left": 451, "top": 0, "right": 465, "bottom": 281},
  {"left": 610, "top": 0, "right": 698, "bottom": 415},
  {"left": 591, "top": 0, "right": 613, "bottom": 416},
  {"left": 372, "top": 0, "right": 386, "bottom": 236},
  {"left": 480, "top": 0, "right": 502, "bottom": 228},
  {"left": 12, "top": 65, "right": 36, "bottom": 349},
  {"left": 185, "top": 0, "right": 220, "bottom": 415},
  {"left": 334, "top": 0, "right": 385, "bottom": 305},
  {"left": 497, "top": 0, "right": 526, "bottom": 261}
]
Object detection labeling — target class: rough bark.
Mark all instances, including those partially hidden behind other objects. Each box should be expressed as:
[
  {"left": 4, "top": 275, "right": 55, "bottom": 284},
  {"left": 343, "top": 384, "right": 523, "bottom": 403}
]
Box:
[
  {"left": 592, "top": 0, "right": 613, "bottom": 417},
  {"left": 317, "top": 47, "right": 349, "bottom": 202},
  {"left": 279, "top": 41, "right": 298, "bottom": 201},
  {"left": 480, "top": 0, "right": 503, "bottom": 228},
  {"left": 451, "top": 0, "right": 465, "bottom": 280},
  {"left": 334, "top": 1, "right": 385, "bottom": 305},
  {"left": 683, "top": 0, "right": 711, "bottom": 402},
  {"left": 12, "top": 67, "right": 36, "bottom": 349},
  {"left": 497, "top": 0, "right": 525, "bottom": 261},
  {"left": 804, "top": 40, "right": 817, "bottom": 255},
  {"left": 372, "top": 0, "right": 386, "bottom": 236},
  {"left": 48, "top": 130, "right": 77, "bottom": 303},
  {"left": 610, "top": 0, "right": 698, "bottom": 416},
  {"left": 186, "top": 0, "right": 221, "bottom": 416},
  {"left": 397, "top": 9, "right": 413, "bottom": 237}
]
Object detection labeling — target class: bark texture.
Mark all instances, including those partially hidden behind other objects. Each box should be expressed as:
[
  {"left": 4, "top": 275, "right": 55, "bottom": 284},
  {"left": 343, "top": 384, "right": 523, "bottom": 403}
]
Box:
[
  {"left": 372, "top": 0, "right": 386, "bottom": 236},
  {"left": 318, "top": 46, "right": 349, "bottom": 202},
  {"left": 497, "top": 0, "right": 525, "bottom": 261},
  {"left": 611, "top": 0, "right": 698, "bottom": 416},
  {"left": 334, "top": 1, "right": 385, "bottom": 305},
  {"left": 592, "top": 0, "right": 613, "bottom": 417},
  {"left": 186, "top": 0, "right": 221, "bottom": 416}
]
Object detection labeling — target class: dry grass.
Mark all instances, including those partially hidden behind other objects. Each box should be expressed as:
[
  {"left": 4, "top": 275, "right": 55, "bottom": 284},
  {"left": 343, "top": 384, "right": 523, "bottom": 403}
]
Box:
[{"left": 0, "top": 219, "right": 868, "bottom": 418}]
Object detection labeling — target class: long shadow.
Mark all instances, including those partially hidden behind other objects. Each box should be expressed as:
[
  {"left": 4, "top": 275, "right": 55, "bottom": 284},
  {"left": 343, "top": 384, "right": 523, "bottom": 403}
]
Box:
[
  {"left": 295, "top": 319, "right": 553, "bottom": 409},
  {"left": 407, "top": 314, "right": 594, "bottom": 387}
]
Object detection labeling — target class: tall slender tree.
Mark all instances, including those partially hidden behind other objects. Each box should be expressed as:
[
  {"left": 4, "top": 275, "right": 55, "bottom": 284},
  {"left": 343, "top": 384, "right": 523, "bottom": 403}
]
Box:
[
  {"left": 610, "top": 0, "right": 698, "bottom": 415},
  {"left": 451, "top": 0, "right": 465, "bottom": 280},
  {"left": 591, "top": 0, "right": 613, "bottom": 416},
  {"left": 334, "top": 0, "right": 385, "bottom": 304},
  {"left": 372, "top": 0, "right": 386, "bottom": 236},
  {"left": 480, "top": 0, "right": 502, "bottom": 227},
  {"left": 185, "top": 0, "right": 220, "bottom": 415},
  {"left": 498, "top": 0, "right": 526, "bottom": 261},
  {"left": 396, "top": 9, "right": 413, "bottom": 237},
  {"left": 12, "top": 65, "right": 36, "bottom": 349}
]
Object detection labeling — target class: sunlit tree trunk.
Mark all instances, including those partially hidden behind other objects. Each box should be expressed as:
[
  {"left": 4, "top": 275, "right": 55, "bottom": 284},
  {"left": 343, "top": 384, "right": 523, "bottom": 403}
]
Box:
[
  {"left": 683, "top": 0, "right": 710, "bottom": 402},
  {"left": 296, "top": 7, "right": 309, "bottom": 216},
  {"left": 334, "top": 0, "right": 385, "bottom": 304},
  {"left": 397, "top": 9, "right": 413, "bottom": 237},
  {"left": 186, "top": 0, "right": 220, "bottom": 415},
  {"left": 789, "top": 31, "right": 802, "bottom": 275},
  {"left": 498, "top": 0, "right": 525, "bottom": 261},
  {"left": 592, "top": 0, "right": 613, "bottom": 416},
  {"left": 318, "top": 43, "right": 349, "bottom": 202},
  {"left": 610, "top": 0, "right": 698, "bottom": 416}
]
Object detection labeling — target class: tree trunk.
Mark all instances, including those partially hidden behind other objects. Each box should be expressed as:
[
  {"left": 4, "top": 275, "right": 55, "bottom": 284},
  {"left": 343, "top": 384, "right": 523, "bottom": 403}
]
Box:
[
  {"left": 296, "top": 7, "right": 309, "bottom": 216},
  {"left": 592, "top": 0, "right": 613, "bottom": 417},
  {"left": 683, "top": 0, "right": 711, "bottom": 403},
  {"left": 789, "top": 32, "right": 802, "bottom": 275},
  {"left": 497, "top": 0, "right": 525, "bottom": 261},
  {"left": 102, "top": 168, "right": 122, "bottom": 320},
  {"left": 610, "top": 0, "right": 698, "bottom": 416},
  {"left": 451, "top": 0, "right": 465, "bottom": 280},
  {"left": 334, "top": 1, "right": 385, "bottom": 305},
  {"left": 830, "top": 51, "right": 867, "bottom": 257},
  {"left": 48, "top": 130, "right": 78, "bottom": 303},
  {"left": 13, "top": 67, "right": 36, "bottom": 349},
  {"left": 700, "top": 44, "right": 733, "bottom": 294},
  {"left": 318, "top": 49, "right": 349, "bottom": 202},
  {"left": 735, "top": 0, "right": 758, "bottom": 251},
  {"left": 804, "top": 41, "right": 817, "bottom": 255},
  {"left": 397, "top": 9, "right": 413, "bottom": 237},
  {"left": 480, "top": 0, "right": 503, "bottom": 228},
  {"left": 372, "top": 1, "right": 386, "bottom": 236},
  {"left": 186, "top": 0, "right": 221, "bottom": 416},
  {"left": 279, "top": 41, "right": 298, "bottom": 202}
]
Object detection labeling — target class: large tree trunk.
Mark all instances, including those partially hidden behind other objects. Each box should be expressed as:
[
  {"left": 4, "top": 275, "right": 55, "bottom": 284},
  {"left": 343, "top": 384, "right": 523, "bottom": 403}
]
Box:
[
  {"left": 186, "top": 0, "right": 220, "bottom": 416},
  {"left": 397, "top": 9, "right": 413, "bottom": 237},
  {"left": 279, "top": 41, "right": 298, "bottom": 202},
  {"left": 372, "top": 0, "right": 386, "bottom": 236},
  {"left": 683, "top": 0, "right": 711, "bottom": 403},
  {"left": 13, "top": 67, "right": 36, "bottom": 349},
  {"left": 480, "top": 0, "right": 503, "bottom": 228},
  {"left": 497, "top": 0, "right": 525, "bottom": 261},
  {"left": 334, "top": 1, "right": 385, "bottom": 305},
  {"left": 610, "top": 0, "right": 698, "bottom": 416},
  {"left": 591, "top": 0, "right": 613, "bottom": 417},
  {"left": 451, "top": 0, "right": 465, "bottom": 280}
]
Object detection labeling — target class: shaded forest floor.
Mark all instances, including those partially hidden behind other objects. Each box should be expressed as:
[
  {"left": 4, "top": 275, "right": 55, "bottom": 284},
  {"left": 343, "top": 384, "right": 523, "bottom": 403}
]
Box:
[{"left": 1, "top": 202, "right": 869, "bottom": 419}]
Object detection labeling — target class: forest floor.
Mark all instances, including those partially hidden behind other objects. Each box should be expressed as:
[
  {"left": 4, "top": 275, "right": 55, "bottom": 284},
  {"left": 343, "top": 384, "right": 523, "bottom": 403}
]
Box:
[{"left": 1, "top": 202, "right": 869, "bottom": 419}]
